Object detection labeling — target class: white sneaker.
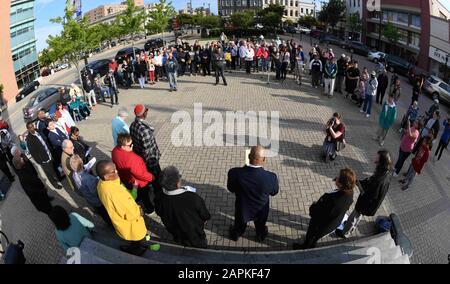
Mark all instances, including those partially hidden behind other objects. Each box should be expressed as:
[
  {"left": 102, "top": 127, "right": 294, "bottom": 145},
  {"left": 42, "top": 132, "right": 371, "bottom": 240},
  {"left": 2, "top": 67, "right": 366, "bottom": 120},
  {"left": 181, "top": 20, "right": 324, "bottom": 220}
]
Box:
[
  {"left": 360, "top": 109, "right": 364, "bottom": 113},
  {"left": 379, "top": 141, "right": 384, "bottom": 147},
  {"left": 366, "top": 114, "right": 370, "bottom": 118},
  {"left": 392, "top": 172, "right": 398, "bottom": 177}
]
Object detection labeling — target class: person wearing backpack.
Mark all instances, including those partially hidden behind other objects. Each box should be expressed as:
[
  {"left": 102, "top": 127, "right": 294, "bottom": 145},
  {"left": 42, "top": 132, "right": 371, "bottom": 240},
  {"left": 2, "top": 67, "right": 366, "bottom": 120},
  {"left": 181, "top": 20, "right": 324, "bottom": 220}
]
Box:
[
  {"left": 323, "top": 58, "right": 338, "bottom": 98},
  {"left": 309, "top": 54, "right": 323, "bottom": 88},
  {"left": 336, "top": 150, "right": 392, "bottom": 238}
]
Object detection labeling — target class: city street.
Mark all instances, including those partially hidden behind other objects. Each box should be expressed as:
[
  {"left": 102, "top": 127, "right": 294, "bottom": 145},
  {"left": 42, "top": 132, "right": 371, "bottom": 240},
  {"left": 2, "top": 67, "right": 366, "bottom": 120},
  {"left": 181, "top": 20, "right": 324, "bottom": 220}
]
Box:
[{"left": 1, "top": 33, "right": 449, "bottom": 263}]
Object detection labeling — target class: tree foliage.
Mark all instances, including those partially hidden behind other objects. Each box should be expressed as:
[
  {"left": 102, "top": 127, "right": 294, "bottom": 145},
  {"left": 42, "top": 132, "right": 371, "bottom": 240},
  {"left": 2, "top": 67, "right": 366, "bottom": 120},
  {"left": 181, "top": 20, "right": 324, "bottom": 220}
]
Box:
[
  {"left": 257, "top": 4, "right": 283, "bottom": 29},
  {"left": 145, "top": 0, "right": 176, "bottom": 35},
  {"left": 194, "top": 14, "right": 221, "bottom": 29},
  {"left": 230, "top": 11, "right": 254, "bottom": 30},
  {"left": 348, "top": 12, "right": 362, "bottom": 33},
  {"left": 298, "top": 15, "right": 318, "bottom": 28},
  {"left": 318, "top": 0, "right": 345, "bottom": 29},
  {"left": 383, "top": 21, "right": 400, "bottom": 44},
  {"left": 177, "top": 13, "right": 193, "bottom": 26}
]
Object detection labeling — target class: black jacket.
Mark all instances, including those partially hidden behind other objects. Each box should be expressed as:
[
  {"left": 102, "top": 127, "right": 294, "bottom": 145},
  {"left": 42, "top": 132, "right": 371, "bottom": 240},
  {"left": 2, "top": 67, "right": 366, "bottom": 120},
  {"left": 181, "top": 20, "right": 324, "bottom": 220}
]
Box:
[
  {"left": 308, "top": 189, "right": 353, "bottom": 237},
  {"left": 155, "top": 190, "right": 210, "bottom": 248},
  {"left": 355, "top": 171, "right": 391, "bottom": 216},
  {"left": 227, "top": 166, "right": 279, "bottom": 223},
  {"left": 14, "top": 155, "right": 52, "bottom": 214},
  {"left": 26, "top": 132, "right": 53, "bottom": 164},
  {"left": 377, "top": 73, "right": 389, "bottom": 90},
  {"left": 135, "top": 61, "right": 147, "bottom": 77}
]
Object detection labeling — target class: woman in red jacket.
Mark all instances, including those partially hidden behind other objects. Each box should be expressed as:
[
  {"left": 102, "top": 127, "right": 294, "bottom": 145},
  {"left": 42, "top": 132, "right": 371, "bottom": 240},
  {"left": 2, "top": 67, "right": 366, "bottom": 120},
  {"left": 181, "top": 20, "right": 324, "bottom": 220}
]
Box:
[
  {"left": 112, "top": 133, "right": 155, "bottom": 215},
  {"left": 399, "top": 135, "right": 431, "bottom": 192}
]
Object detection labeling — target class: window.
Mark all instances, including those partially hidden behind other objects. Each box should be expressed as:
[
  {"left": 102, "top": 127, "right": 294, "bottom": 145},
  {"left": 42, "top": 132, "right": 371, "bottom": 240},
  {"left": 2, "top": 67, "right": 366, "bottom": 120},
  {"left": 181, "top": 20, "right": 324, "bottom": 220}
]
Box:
[
  {"left": 353, "top": 0, "right": 356, "bottom": 7},
  {"left": 397, "top": 12, "right": 408, "bottom": 24},
  {"left": 284, "top": 10, "right": 287, "bottom": 16},
  {"left": 290, "top": 10, "right": 293, "bottom": 16},
  {"left": 295, "top": 1, "right": 298, "bottom": 7},
  {"left": 265, "top": 0, "right": 268, "bottom": 4},
  {"left": 358, "top": 0, "right": 360, "bottom": 7},
  {"left": 397, "top": 29, "right": 408, "bottom": 43},
  {"left": 409, "top": 33, "right": 420, "bottom": 47},
  {"left": 295, "top": 10, "right": 298, "bottom": 17},
  {"left": 301, "top": 8, "right": 304, "bottom": 13},
  {"left": 411, "top": 15, "right": 421, "bottom": 28},
  {"left": 439, "top": 82, "right": 450, "bottom": 93},
  {"left": 306, "top": 9, "right": 309, "bottom": 14}
]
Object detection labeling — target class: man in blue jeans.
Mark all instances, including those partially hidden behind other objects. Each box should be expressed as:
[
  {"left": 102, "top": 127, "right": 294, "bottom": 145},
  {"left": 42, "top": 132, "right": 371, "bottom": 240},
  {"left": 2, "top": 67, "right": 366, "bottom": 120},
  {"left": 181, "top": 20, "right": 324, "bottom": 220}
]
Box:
[
  {"left": 165, "top": 53, "right": 178, "bottom": 92},
  {"left": 361, "top": 71, "right": 378, "bottom": 118}
]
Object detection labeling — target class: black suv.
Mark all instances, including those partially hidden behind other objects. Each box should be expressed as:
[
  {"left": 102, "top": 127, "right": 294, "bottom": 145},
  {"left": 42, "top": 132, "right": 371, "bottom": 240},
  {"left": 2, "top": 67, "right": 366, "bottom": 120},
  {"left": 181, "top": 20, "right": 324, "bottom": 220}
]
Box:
[
  {"left": 115, "top": 47, "right": 141, "bottom": 63},
  {"left": 16, "top": 81, "right": 40, "bottom": 102},
  {"left": 283, "top": 26, "right": 297, "bottom": 34},
  {"left": 385, "top": 54, "right": 411, "bottom": 76},
  {"left": 144, "top": 38, "right": 164, "bottom": 51},
  {"left": 347, "top": 41, "right": 370, "bottom": 56},
  {"left": 81, "top": 59, "right": 112, "bottom": 78}
]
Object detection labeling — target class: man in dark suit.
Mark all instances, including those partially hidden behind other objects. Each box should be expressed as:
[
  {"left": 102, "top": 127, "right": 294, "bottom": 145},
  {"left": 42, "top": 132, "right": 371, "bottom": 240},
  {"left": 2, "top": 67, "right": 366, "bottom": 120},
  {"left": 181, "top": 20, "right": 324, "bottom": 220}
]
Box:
[
  {"left": 36, "top": 110, "right": 50, "bottom": 138},
  {"left": 293, "top": 168, "right": 355, "bottom": 250},
  {"left": 227, "top": 145, "right": 279, "bottom": 242},
  {"left": 47, "top": 121, "right": 69, "bottom": 163},
  {"left": 25, "top": 122, "right": 62, "bottom": 189}
]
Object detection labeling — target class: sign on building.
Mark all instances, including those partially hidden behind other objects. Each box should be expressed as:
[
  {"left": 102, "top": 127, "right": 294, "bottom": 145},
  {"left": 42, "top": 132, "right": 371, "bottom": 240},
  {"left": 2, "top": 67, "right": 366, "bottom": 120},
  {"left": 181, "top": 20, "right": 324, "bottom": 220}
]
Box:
[{"left": 429, "top": 46, "right": 450, "bottom": 67}]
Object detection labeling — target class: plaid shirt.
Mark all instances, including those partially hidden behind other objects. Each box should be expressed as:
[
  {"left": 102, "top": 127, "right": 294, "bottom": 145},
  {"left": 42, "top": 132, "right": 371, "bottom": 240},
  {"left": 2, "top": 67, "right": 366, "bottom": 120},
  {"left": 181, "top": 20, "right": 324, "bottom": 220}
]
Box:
[{"left": 130, "top": 118, "right": 160, "bottom": 166}]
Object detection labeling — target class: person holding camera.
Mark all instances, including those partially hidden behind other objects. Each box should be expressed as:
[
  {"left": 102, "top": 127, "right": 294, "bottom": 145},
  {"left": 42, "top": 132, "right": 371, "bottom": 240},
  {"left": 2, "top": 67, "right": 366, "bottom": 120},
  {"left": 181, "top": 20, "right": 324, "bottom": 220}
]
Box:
[
  {"left": 336, "top": 150, "right": 392, "bottom": 238},
  {"left": 323, "top": 113, "right": 346, "bottom": 163}
]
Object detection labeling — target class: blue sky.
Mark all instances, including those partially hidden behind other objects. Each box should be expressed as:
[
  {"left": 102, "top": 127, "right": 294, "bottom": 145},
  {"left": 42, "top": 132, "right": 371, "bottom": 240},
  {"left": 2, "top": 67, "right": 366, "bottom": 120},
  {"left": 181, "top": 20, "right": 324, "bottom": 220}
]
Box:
[{"left": 34, "top": 0, "right": 219, "bottom": 52}]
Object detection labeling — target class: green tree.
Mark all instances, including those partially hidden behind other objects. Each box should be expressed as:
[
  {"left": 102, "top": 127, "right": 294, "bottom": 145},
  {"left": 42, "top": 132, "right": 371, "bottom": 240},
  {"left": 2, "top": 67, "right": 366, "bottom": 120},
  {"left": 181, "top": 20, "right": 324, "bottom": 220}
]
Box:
[
  {"left": 230, "top": 11, "right": 254, "bottom": 30},
  {"left": 177, "top": 13, "right": 193, "bottom": 26},
  {"left": 48, "top": 10, "right": 97, "bottom": 93},
  {"left": 257, "top": 4, "right": 284, "bottom": 30},
  {"left": 38, "top": 48, "right": 57, "bottom": 67},
  {"left": 196, "top": 14, "right": 221, "bottom": 29},
  {"left": 383, "top": 21, "right": 400, "bottom": 54},
  {"left": 145, "top": 0, "right": 176, "bottom": 45},
  {"left": 284, "top": 19, "right": 294, "bottom": 26},
  {"left": 318, "top": 0, "right": 345, "bottom": 31},
  {"left": 117, "top": 0, "right": 145, "bottom": 59},
  {"left": 298, "top": 15, "right": 318, "bottom": 28},
  {"left": 348, "top": 12, "right": 362, "bottom": 40}
]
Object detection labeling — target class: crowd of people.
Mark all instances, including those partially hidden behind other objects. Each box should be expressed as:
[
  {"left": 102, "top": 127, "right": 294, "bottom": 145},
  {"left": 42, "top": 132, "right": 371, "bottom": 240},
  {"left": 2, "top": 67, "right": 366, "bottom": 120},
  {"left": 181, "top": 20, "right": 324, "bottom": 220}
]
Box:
[{"left": 0, "top": 34, "right": 450, "bottom": 258}]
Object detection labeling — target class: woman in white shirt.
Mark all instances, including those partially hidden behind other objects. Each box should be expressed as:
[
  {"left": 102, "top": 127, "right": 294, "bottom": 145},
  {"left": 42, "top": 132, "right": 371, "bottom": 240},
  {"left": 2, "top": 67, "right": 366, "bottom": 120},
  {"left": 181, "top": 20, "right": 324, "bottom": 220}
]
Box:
[
  {"left": 153, "top": 50, "right": 163, "bottom": 82},
  {"left": 244, "top": 43, "right": 254, "bottom": 74},
  {"left": 281, "top": 46, "right": 290, "bottom": 80}
]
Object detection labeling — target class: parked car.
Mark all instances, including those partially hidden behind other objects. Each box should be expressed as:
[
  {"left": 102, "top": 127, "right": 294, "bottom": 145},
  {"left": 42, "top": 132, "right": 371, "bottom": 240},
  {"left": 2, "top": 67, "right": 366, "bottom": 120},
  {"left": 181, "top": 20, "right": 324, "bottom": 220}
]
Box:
[
  {"left": 310, "top": 29, "right": 323, "bottom": 38},
  {"left": 23, "top": 87, "right": 66, "bottom": 122},
  {"left": 283, "top": 26, "right": 297, "bottom": 34},
  {"left": 81, "top": 59, "right": 112, "bottom": 79},
  {"left": 368, "top": 51, "right": 387, "bottom": 63},
  {"left": 422, "top": 75, "right": 450, "bottom": 105},
  {"left": 297, "top": 26, "right": 311, "bottom": 34},
  {"left": 111, "top": 41, "right": 117, "bottom": 47},
  {"left": 319, "top": 34, "right": 347, "bottom": 48},
  {"left": 16, "top": 81, "right": 40, "bottom": 102},
  {"left": 408, "top": 65, "right": 429, "bottom": 85},
  {"left": 346, "top": 41, "right": 370, "bottom": 56},
  {"left": 41, "top": 68, "right": 51, "bottom": 77},
  {"left": 144, "top": 38, "right": 164, "bottom": 51},
  {"left": 115, "top": 47, "right": 141, "bottom": 63},
  {"left": 385, "top": 54, "right": 411, "bottom": 76}
]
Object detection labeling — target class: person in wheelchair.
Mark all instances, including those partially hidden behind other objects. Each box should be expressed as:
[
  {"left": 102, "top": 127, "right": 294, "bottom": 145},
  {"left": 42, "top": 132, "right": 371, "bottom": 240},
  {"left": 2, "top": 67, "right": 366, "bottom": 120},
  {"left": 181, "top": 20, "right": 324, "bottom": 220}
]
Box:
[{"left": 93, "top": 76, "right": 110, "bottom": 103}]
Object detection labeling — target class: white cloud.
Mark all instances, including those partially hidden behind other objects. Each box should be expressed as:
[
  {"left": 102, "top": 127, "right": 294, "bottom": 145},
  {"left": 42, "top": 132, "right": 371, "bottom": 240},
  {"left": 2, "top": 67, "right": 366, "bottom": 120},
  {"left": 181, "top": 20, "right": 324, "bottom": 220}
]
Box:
[{"left": 35, "top": 25, "right": 63, "bottom": 52}]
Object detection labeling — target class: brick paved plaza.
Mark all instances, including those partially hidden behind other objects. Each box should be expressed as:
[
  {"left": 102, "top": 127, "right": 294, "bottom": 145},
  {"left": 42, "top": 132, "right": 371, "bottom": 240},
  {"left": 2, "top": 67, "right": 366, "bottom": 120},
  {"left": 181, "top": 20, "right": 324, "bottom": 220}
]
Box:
[{"left": 1, "top": 42, "right": 450, "bottom": 264}]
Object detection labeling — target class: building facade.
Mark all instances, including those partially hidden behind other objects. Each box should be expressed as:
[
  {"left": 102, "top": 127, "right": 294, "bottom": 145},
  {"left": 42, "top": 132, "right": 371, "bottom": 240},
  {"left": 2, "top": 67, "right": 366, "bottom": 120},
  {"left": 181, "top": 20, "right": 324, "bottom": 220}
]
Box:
[
  {"left": 428, "top": 16, "right": 450, "bottom": 82},
  {"left": 362, "top": 0, "right": 431, "bottom": 71},
  {"left": 10, "top": 0, "right": 40, "bottom": 90},
  {"left": 84, "top": 0, "right": 144, "bottom": 25},
  {"left": 0, "top": 0, "right": 19, "bottom": 105},
  {"left": 345, "top": 0, "right": 363, "bottom": 41},
  {"left": 219, "top": 0, "right": 316, "bottom": 22}
]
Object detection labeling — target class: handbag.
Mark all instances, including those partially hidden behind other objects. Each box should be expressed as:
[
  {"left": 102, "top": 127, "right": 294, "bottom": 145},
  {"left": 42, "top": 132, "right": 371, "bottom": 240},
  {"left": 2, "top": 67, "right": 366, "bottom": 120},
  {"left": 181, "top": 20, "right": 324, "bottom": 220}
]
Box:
[
  {"left": 0, "top": 231, "right": 26, "bottom": 264},
  {"left": 336, "top": 139, "right": 346, "bottom": 152}
]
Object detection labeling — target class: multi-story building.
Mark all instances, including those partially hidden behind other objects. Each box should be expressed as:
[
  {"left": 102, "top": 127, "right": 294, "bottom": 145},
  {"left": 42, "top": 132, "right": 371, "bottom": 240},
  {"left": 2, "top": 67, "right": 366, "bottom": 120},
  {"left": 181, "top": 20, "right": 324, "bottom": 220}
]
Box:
[
  {"left": 345, "top": 0, "right": 363, "bottom": 41},
  {"left": 0, "top": 0, "right": 18, "bottom": 105},
  {"left": 0, "top": 0, "right": 41, "bottom": 105},
  {"left": 363, "top": 0, "right": 429, "bottom": 71},
  {"left": 219, "top": 0, "right": 316, "bottom": 22},
  {"left": 9, "top": 0, "right": 40, "bottom": 90},
  {"left": 428, "top": 15, "right": 450, "bottom": 81},
  {"left": 84, "top": 0, "right": 144, "bottom": 25}
]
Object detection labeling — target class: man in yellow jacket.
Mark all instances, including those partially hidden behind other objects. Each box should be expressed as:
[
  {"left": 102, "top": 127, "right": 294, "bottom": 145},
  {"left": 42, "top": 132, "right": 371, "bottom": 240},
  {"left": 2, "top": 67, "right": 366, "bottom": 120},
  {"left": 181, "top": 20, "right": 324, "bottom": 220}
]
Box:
[{"left": 96, "top": 160, "right": 148, "bottom": 256}]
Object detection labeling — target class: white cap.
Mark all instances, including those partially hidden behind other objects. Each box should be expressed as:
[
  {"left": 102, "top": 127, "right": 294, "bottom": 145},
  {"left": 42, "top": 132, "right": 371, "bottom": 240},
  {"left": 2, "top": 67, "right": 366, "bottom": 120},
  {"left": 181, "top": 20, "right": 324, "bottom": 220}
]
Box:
[
  {"left": 341, "top": 54, "right": 346, "bottom": 58},
  {"left": 10, "top": 145, "right": 19, "bottom": 156},
  {"left": 434, "top": 99, "right": 439, "bottom": 104}
]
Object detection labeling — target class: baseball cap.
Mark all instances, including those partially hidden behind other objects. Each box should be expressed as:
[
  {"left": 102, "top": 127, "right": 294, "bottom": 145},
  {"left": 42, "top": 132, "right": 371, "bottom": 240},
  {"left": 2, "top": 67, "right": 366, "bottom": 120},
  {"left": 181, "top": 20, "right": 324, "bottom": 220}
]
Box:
[
  {"left": 134, "top": 104, "right": 148, "bottom": 116},
  {"left": 371, "top": 71, "right": 377, "bottom": 76}
]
